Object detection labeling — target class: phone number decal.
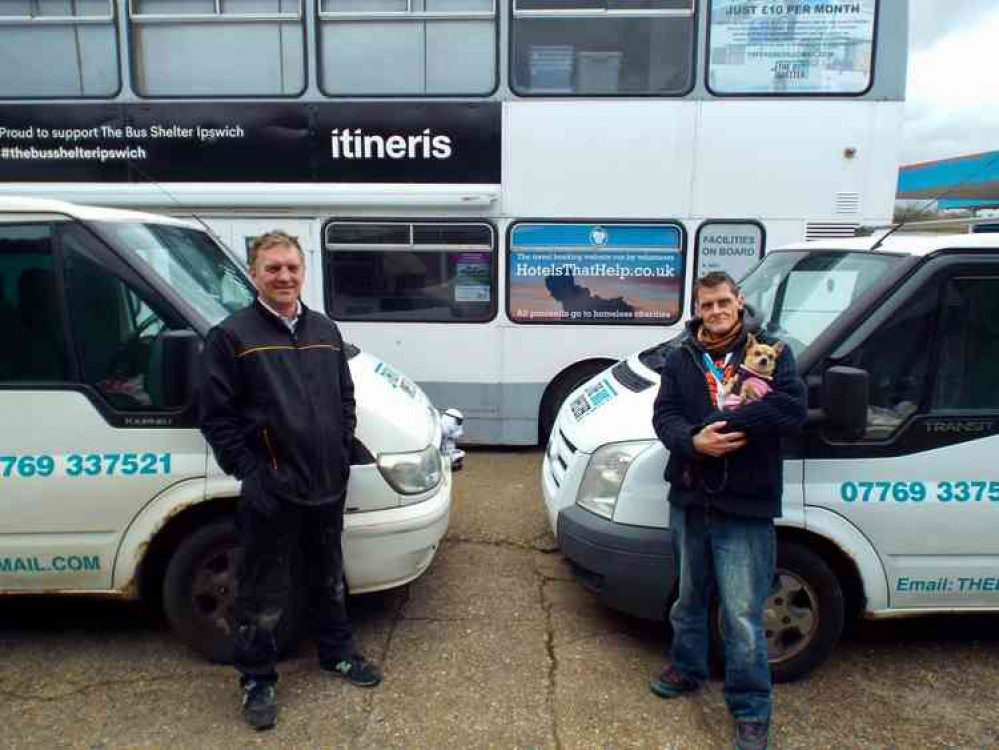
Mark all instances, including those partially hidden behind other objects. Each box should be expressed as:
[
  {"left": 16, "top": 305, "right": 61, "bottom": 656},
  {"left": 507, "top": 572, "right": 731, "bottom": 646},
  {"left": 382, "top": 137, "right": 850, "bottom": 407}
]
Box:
[
  {"left": 840, "top": 481, "right": 999, "bottom": 503},
  {"left": 0, "top": 453, "right": 172, "bottom": 479}
]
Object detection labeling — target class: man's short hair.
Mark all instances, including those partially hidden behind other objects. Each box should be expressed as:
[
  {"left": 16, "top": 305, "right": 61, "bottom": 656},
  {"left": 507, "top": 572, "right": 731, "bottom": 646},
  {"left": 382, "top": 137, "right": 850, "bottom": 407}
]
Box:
[
  {"left": 693, "top": 271, "right": 740, "bottom": 304},
  {"left": 248, "top": 231, "right": 304, "bottom": 268}
]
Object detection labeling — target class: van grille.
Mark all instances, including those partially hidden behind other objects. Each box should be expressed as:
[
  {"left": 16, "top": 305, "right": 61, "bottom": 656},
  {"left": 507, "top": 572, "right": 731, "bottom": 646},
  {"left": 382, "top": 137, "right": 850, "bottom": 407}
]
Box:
[
  {"left": 546, "top": 427, "right": 578, "bottom": 489},
  {"left": 805, "top": 222, "right": 861, "bottom": 241},
  {"left": 611, "top": 360, "right": 655, "bottom": 393}
]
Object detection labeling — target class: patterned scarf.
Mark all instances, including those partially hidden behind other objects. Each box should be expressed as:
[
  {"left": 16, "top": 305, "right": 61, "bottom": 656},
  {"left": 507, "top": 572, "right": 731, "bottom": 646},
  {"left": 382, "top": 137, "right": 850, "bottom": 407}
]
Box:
[
  {"left": 696, "top": 319, "right": 744, "bottom": 357},
  {"left": 696, "top": 320, "right": 744, "bottom": 409}
]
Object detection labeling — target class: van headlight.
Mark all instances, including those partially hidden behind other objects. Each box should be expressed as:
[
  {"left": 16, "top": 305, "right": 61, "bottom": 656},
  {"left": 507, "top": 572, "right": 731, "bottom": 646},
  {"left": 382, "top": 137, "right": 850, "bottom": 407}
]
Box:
[
  {"left": 576, "top": 441, "right": 652, "bottom": 520},
  {"left": 377, "top": 445, "right": 443, "bottom": 495}
]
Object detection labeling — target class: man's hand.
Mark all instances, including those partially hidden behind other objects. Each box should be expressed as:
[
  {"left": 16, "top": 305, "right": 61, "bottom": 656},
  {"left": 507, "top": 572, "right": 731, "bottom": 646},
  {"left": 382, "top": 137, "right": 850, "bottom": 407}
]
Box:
[{"left": 692, "top": 421, "right": 746, "bottom": 457}]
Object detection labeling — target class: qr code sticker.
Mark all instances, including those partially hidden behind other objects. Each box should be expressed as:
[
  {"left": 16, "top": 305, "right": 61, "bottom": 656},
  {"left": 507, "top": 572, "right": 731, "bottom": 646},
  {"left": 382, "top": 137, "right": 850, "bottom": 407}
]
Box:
[{"left": 570, "top": 394, "right": 592, "bottom": 420}]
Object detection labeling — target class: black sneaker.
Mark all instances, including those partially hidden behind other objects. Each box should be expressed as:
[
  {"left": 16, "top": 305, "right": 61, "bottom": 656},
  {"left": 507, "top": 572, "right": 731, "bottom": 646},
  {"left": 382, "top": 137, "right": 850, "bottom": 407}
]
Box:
[
  {"left": 735, "top": 720, "right": 769, "bottom": 750},
  {"left": 324, "top": 654, "right": 383, "bottom": 687},
  {"left": 241, "top": 679, "right": 277, "bottom": 731},
  {"left": 649, "top": 665, "right": 699, "bottom": 699}
]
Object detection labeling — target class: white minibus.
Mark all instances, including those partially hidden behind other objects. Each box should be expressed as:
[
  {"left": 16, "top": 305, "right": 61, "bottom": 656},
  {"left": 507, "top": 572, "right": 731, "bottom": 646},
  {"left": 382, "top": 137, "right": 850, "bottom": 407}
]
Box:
[
  {"left": 0, "top": 198, "right": 453, "bottom": 661},
  {"left": 543, "top": 232, "right": 999, "bottom": 681}
]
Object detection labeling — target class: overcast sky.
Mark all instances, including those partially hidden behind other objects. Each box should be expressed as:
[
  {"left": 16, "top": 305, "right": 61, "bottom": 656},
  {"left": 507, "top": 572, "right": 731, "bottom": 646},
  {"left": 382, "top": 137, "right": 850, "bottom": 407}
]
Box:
[{"left": 904, "top": 0, "right": 999, "bottom": 165}]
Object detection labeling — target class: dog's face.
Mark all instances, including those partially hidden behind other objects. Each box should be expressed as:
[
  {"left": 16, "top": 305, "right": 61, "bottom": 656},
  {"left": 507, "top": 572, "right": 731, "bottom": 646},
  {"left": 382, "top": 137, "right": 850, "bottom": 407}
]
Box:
[{"left": 742, "top": 334, "right": 784, "bottom": 378}]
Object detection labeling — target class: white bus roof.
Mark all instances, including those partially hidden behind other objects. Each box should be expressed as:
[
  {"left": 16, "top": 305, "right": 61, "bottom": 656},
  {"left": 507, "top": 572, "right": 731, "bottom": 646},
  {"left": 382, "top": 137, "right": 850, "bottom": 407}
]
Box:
[
  {"left": 776, "top": 232, "right": 999, "bottom": 258},
  {"left": 0, "top": 197, "right": 194, "bottom": 228}
]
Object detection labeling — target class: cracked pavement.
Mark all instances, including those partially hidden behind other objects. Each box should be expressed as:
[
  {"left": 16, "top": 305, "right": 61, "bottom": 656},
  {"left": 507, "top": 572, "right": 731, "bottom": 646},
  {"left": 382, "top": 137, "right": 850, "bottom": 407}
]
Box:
[{"left": 3, "top": 449, "right": 999, "bottom": 749}]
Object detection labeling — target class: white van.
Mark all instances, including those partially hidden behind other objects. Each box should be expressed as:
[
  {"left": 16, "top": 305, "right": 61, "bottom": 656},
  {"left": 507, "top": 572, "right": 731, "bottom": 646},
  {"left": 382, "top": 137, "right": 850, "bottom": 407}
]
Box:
[
  {"left": 543, "top": 232, "right": 999, "bottom": 682},
  {"left": 0, "top": 198, "right": 452, "bottom": 661}
]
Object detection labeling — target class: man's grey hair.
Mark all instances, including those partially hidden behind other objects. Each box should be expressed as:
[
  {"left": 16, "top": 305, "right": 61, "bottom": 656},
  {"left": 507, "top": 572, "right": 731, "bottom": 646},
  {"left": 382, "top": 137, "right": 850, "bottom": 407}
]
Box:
[{"left": 248, "top": 231, "right": 304, "bottom": 268}]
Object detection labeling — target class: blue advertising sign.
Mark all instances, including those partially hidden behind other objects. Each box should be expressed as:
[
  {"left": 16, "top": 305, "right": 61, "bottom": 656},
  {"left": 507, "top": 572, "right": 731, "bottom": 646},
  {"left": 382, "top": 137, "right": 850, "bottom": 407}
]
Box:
[{"left": 508, "top": 223, "right": 684, "bottom": 324}]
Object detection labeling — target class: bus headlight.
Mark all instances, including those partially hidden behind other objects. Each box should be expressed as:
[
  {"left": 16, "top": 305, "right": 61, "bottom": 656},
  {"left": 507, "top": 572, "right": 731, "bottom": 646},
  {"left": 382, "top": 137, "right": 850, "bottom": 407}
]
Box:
[
  {"left": 377, "top": 445, "right": 443, "bottom": 495},
  {"left": 576, "top": 441, "right": 652, "bottom": 520}
]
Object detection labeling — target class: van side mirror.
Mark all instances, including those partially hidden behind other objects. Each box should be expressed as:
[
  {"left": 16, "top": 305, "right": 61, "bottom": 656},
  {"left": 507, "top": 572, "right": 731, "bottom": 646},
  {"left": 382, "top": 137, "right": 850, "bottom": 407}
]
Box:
[
  {"left": 161, "top": 330, "right": 202, "bottom": 410},
  {"left": 822, "top": 365, "right": 869, "bottom": 439}
]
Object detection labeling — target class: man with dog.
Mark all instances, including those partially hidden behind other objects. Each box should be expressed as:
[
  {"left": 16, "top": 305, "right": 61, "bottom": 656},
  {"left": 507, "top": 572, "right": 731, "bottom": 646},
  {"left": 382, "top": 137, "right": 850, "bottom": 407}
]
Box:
[{"left": 650, "top": 271, "right": 807, "bottom": 750}]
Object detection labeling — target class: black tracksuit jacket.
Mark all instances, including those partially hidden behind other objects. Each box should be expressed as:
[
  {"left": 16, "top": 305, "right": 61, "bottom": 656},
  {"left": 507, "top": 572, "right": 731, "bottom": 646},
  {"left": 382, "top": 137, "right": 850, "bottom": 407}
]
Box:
[
  {"left": 651, "top": 317, "right": 808, "bottom": 519},
  {"left": 200, "top": 300, "right": 356, "bottom": 506}
]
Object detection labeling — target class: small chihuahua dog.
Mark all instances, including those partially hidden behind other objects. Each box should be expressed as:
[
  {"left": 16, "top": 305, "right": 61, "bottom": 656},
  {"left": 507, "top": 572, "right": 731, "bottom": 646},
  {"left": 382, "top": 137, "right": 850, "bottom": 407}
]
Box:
[{"left": 723, "top": 333, "right": 785, "bottom": 410}]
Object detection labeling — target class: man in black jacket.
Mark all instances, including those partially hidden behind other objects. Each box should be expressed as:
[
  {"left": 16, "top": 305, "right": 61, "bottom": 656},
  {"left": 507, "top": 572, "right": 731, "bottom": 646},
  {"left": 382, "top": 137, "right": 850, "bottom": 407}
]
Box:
[
  {"left": 201, "top": 231, "right": 381, "bottom": 731},
  {"left": 649, "top": 272, "right": 807, "bottom": 750}
]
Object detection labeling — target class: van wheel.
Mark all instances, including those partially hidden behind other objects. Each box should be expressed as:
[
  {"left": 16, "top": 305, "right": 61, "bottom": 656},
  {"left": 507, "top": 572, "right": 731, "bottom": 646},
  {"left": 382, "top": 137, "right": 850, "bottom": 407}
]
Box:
[
  {"left": 539, "top": 360, "right": 613, "bottom": 445},
  {"left": 710, "top": 542, "right": 844, "bottom": 684},
  {"left": 162, "top": 519, "right": 306, "bottom": 663}
]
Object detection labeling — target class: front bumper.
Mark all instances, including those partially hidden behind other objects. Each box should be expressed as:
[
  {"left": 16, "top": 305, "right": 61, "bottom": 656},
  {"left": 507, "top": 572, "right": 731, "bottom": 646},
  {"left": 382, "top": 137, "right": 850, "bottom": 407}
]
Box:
[
  {"left": 342, "top": 463, "right": 452, "bottom": 593},
  {"left": 557, "top": 503, "right": 676, "bottom": 621}
]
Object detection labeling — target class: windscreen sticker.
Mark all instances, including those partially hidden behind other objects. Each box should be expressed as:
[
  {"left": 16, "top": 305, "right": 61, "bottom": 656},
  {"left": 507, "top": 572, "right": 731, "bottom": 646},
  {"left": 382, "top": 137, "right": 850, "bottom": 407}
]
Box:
[
  {"left": 454, "top": 253, "right": 492, "bottom": 303},
  {"left": 570, "top": 378, "right": 618, "bottom": 421},
  {"left": 374, "top": 362, "right": 417, "bottom": 399}
]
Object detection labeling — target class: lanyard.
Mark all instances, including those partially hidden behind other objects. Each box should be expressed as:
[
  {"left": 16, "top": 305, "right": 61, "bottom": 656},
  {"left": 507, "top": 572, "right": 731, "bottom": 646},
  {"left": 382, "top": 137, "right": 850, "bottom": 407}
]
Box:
[{"left": 702, "top": 352, "right": 731, "bottom": 409}]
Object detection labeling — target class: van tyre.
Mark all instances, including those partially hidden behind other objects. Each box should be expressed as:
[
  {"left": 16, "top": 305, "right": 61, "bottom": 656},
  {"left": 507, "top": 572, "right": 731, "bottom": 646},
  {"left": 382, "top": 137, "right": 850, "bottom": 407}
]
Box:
[
  {"left": 710, "top": 541, "right": 844, "bottom": 684},
  {"left": 162, "top": 518, "right": 306, "bottom": 663}
]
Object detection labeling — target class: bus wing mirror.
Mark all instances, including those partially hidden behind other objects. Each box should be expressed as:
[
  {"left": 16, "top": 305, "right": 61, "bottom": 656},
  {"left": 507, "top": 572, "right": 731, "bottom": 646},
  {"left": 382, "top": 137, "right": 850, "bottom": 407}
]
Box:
[
  {"left": 161, "top": 330, "right": 202, "bottom": 410},
  {"left": 822, "top": 365, "right": 869, "bottom": 438}
]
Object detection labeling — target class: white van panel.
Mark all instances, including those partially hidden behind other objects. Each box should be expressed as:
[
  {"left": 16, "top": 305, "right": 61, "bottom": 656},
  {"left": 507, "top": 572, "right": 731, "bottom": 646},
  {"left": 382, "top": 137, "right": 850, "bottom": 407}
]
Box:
[
  {"left": 805, "top": 435, "right": 999, "bottom": 609},
  {"left": 0, "top": 391, "right": 207, "bottom": 591}
]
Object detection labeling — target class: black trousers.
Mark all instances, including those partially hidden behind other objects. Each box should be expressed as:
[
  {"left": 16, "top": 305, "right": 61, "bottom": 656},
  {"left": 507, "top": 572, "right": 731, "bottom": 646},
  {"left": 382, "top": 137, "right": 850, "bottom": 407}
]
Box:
[{"left": 233, "top": 485, "right": 354, "bottom": 685}]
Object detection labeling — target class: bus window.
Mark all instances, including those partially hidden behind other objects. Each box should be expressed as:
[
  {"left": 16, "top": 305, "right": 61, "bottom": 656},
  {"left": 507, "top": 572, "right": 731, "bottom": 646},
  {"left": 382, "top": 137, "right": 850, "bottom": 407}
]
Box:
[
  {"left": 510, "top": 0, "right": 695, "bottom": 96},
  {"left": 325, "top": 221, "right": 496, "bottom": 323},
  {"left": 0, "top": 1, "right": 118, "bottom": 99},
  {"left": 707, "top": 0, "right": 877, "bottom": 95},
  {"left": 128, "top": 0, "right": 306, "bottom": 97},
  {"left": 694, "top": 221, "right": 765, "bottom": 285},
  {"left": 318, "top": 0, "right": 497, "bottom": 95},
  {"left": 507, "top": 222, "right": 684, "bottom": 324}
]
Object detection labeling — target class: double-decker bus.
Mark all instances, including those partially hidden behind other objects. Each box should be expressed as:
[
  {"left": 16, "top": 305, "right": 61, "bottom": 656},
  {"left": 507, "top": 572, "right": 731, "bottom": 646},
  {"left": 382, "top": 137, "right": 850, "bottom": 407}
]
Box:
[{"left": 0, "top": 0, "right": 907, "bottom": 444}]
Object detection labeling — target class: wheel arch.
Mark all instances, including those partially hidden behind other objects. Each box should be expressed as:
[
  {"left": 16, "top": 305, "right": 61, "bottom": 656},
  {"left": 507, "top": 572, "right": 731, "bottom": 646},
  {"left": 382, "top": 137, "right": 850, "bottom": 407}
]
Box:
[
  {"left": 538, "top": 357, "right": 618, "bottom": 444},
  {"left": 112, "top": 476, "right": 239, "bottom": 601},
  {"left": 776, "top": 513, "right": 886, "bottom": 622}
]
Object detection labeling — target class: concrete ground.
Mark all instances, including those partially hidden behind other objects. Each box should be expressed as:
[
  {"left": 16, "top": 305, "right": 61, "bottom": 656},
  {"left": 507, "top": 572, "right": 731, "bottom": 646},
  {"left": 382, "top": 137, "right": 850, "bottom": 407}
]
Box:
[{"left": 2, "top": 449, "right": 999, "bottom": 749}]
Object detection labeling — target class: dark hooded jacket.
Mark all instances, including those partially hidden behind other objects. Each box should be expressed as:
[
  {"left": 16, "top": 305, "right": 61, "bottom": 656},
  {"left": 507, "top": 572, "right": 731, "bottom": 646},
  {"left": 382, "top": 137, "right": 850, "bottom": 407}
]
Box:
[
  {"left": 200, "top": 300, "right": 356, "bottom": 507},
  {"left": 651, "top": 310, "right": 807, "bottom": 519}
]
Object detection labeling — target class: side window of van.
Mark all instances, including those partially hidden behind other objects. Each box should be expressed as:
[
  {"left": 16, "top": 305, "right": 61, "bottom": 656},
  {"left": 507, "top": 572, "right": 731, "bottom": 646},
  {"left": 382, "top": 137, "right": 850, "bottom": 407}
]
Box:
[
  {"left": 61, "top": 239, "right": 181, "bottom": 411},
  {"left": 840, "top": 283, "right": 939, "bottom": 440},
  {"left": 0, "top": 223, "right": 70, "bottom": 383},
  {"left": 931, "top": 276, "right": 999, "bottom": 412}
]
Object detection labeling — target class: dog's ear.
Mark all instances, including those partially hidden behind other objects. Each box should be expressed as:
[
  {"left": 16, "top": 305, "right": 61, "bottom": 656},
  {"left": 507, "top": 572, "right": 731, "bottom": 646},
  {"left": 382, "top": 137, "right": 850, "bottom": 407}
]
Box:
[
  {"left": 774, "top": 341, "right": 785, "bottom": 358},
  {"left": 746, "top": 332, "right": 758, "bottom": 348}
]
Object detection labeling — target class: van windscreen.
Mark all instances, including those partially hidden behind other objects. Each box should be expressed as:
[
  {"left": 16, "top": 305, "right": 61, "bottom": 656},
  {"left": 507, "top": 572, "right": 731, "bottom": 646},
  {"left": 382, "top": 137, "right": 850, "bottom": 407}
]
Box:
[
  {"left": 739, "top": 250, "right": 901, "bottom": 358},
  {"left": 97, "top": 221, "right": 256, "bottom": 327}
]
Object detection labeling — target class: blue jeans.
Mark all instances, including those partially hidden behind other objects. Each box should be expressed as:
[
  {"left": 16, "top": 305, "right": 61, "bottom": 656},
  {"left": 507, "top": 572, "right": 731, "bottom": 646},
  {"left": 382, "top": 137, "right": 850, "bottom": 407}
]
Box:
[{"left": 668, "top": 503, "right": 775, "bottom": 722}]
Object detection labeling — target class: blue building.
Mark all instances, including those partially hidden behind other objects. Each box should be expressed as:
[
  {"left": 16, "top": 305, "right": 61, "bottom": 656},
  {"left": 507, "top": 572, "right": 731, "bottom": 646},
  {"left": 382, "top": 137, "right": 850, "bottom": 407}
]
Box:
[{"left": 897, "top": 150, "right": 999, "bottom": 210}]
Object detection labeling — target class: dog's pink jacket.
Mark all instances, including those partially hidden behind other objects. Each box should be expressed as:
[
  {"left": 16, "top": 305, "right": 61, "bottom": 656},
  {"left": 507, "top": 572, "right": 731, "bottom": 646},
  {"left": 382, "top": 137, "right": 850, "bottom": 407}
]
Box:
[{"left": 723, "top": 374, "right": 772, "bottom": 410}]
